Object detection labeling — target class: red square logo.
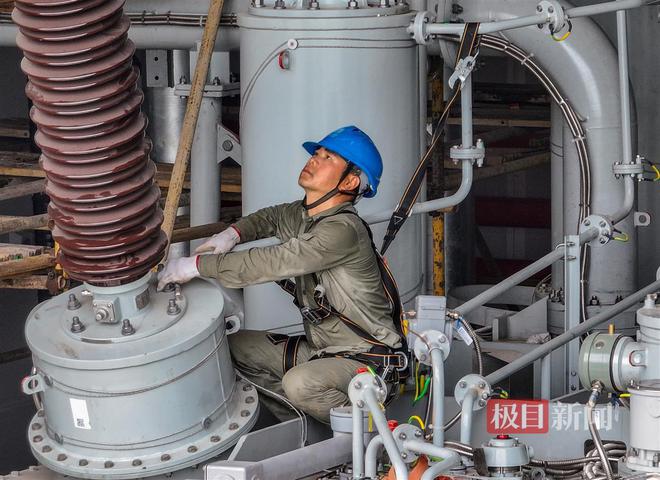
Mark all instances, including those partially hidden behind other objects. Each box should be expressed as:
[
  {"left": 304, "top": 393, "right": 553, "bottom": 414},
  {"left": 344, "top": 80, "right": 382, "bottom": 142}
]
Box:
[{"left": 487, "top": 399, "right": 549, "bottom": 434}]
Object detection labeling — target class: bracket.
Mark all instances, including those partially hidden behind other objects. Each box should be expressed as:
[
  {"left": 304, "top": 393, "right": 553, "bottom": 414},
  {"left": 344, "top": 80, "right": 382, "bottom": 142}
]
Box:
[
  {"left": 579, "top": 214, "right": 613, "bottom": 246},
  {"left": 174, "top": 82, "right": 240, "bottom": 98},
  {"left": 634, "top": 211, "right": 652, "bottom": 227},
  {"left": 218, "top": 124, "right": 241, "bottom": 165},
  {"left": 448, "top": 53, "right": 478, "bottom": 89},
  {"left": 454, "top": 374, "right": 492, "bottom": 410}
]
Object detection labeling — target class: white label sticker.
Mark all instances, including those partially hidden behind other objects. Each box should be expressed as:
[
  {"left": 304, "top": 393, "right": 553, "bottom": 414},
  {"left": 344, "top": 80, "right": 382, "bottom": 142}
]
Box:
[
  {"left": 70, "top": 398, "right": 91, "bottom": 430},
  {"left": 455, "top": 320, "right": 474, "bottom": 345}
]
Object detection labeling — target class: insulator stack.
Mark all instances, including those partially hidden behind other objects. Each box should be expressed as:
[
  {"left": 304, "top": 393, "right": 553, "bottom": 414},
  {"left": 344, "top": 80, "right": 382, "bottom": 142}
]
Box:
[{"left": 12, "top": 0, "right": 167, "bottom": 286}]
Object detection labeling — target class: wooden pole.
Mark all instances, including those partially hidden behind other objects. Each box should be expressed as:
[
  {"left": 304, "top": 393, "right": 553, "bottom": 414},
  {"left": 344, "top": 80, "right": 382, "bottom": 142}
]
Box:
[
  {"left": 0, "top": 275, "right": 49, "bottom": 290},
  {"left": 0, "top": 179, "right": 45, "bottom": 201},
  {"left": 0, "top": 214, "right": 49, "bottom": 235},
  {"left": 160, "top": 0, "right": 226, "bottom": 259},
  {"left": 0, "top": 253, "right": 56, "bottom": 279}
]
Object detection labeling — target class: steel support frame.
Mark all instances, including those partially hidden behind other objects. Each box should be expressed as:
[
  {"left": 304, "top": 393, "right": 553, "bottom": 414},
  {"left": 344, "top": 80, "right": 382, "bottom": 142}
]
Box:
[{"left": 564, "top": 235, "right": 581, "bottom": 393}]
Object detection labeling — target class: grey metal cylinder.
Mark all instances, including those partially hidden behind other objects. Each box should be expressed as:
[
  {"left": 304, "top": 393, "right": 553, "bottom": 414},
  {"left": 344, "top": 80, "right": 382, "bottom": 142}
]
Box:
[
  {"left": 456, "top": 0, "right": 636, "bottom": 305},
  {"left": 550, "top": 103, "right": 564, "bottom": 290},
  {"left": 21, "top": 277, "right": 257, "bottom": 479},
  {"left": 627, "top": 381, "right": 660, "bottom": 473},
  {"left": 237, "top": 5, "right": 423, "bottom": 331},
  {"left": 191, "top": 98, "right": 222, "bottom": 253}
]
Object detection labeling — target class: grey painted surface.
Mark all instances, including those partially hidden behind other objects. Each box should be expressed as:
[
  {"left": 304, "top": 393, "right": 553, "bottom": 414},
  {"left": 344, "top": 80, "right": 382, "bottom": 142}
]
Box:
[{"left": 237, "top": 10, "right": 423, "bottom": 332}]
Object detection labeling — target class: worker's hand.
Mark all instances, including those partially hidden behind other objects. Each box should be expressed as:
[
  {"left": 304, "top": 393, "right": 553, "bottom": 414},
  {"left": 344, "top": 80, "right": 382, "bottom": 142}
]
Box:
[
  {"left": 194, "top": 226, "right": 240, "bottom": 255},
  {"left": 157, "top": 256, "right": 200, "bottom": 291}
]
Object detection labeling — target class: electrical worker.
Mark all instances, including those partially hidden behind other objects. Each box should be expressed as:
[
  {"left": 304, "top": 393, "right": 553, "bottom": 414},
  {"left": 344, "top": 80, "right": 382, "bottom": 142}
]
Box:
[{"left": 157, "top": 125, "right": 403, "bottom": 423}]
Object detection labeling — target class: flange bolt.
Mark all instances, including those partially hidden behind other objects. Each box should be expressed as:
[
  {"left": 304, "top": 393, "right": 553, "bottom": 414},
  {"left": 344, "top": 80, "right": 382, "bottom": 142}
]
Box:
[
  {"left": 167, "top": 298, "right": 181, "bottom": 316},
  {"left": 71, "top": 316, "right": 85, "bottom": 333},
  {"left": 121, "top": 319, "right": 135, "bottom": 336},
  {"left": 67, "top": 294, "right": 81, "bottom": 310}
]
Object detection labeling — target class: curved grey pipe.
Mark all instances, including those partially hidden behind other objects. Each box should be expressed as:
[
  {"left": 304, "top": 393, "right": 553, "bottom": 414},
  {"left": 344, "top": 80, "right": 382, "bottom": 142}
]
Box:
[
  {"left": 365, "top": 435, "right": 384, "bottom": 479},
  {"left": 440, "top": 0, "right": 636, "bottom": 302},
  {"left": 403, "top": 440, "right": 461, "bottom": 480},
  {"left": 430, "top": 348, "right": 446, "bottom": 447}
]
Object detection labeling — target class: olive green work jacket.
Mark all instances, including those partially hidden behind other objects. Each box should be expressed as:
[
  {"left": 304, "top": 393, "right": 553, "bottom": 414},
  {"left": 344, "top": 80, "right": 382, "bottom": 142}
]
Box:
[{"left": 197, "top": 200, "right": 402, "bottom": 355}]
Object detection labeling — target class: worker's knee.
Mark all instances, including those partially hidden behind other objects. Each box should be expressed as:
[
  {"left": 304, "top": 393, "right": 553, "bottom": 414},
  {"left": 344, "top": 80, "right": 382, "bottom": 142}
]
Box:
[
  {"left": 281, "top": 369, "right": 313, "bottom": 406},
  {"left": 228, "top": 330, "right": 268, "bottom": 370}
]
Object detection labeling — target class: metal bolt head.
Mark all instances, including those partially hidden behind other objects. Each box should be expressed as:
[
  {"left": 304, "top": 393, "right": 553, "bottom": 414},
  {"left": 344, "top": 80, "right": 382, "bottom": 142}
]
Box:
[
  {"left": 584, "top": 219, "right": 591, "bottom": 226},
  {"left": 71, "top": 316, "right": 85, "bottom": 333},
  {"left": 167, "top": 298, "right": 181, "bottom": 315},
  {"left": 401, "top": 452, "right": 408, "bottom": 459},
  {"left": 132, "top": 459, "right": 142, "bottom": 466},
  {"left": 599, "top": 237, "right": 607, "bottom": 244},
  {"left": 459, "top": 381, "right": 467, "bottom": 388},
  {"left": 273, "top": 0, "right": 286, "bottom": 8},
  {"left": 414, "top": 430, "right": 423, "bottom": 437},
  {"left": 599, "top": 221, "right": 606, "bottom": 228},
  {"left": 229, "top": 422, "right": 239, "bottom": 430},
  {"left": 536, "top": 4, "right": 543, "bottom": 11},
  {"left": 354, "top": 381, "right": 362, "bottom": 389},
  {"left": 222, "top": 140, "right": 233, "bottom": 152},
  {"left": 419, "top": 353, "right": 427, "bottom": 362},
  {"left": 356, "top": 400, "right": 365, "bottom": 408},
  {"left": 478, "top": 400, "right": 486, "bottom": 407},
  {"left": 439, "top": 336, "right": 446, "bottom": 343},
  {"left": 79, "top": 459, "right": 89, "bottom": 466},
  {"left": 347, "top": 0, "right": 359, "bottom": 8},
  {"left": 481, "top": 392, "right": 489, "bottom": 400},
  {"left": 67, "top": 294, "right": 81, "bottom": 310},
  {"left": 308, "top": 0, "right": 319, "bottom": 8},
  {"left": 478, "top": 382, "right": 486, "bottom": 388},
  {"left": 399, "top": 432, "right": 407, "bottom": 440},
  {"left": 121, "top": 319, "right": 135, "bottom": 336},
  {"left": 160, "top": 454, "right": 171, "bottom": 462},
  {"left": 105, "top": 461, "right": 114, "bottom": 468},
  {"left": 548, "top": 5, "right": 554, "bottom": 13}
]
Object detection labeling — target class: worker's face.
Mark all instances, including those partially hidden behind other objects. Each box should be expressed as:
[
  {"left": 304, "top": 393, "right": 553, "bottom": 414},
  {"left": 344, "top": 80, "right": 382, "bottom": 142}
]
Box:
[{"left": 298, "top": 147, "right": 356, "bottom": 193}]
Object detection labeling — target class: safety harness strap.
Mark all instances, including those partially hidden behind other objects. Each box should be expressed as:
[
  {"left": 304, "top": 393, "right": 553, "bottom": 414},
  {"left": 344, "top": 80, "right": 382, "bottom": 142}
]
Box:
[
  {"left": 380, "top": 22, "right": 481, "bottom": 255},
  {"left": 282, "top": 334, "right": 305, "bottom": 374}
]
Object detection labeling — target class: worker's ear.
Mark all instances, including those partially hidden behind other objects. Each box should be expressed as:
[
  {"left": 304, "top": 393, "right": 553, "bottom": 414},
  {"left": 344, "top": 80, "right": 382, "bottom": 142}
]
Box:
[{"left": 340, "top": 172, "right": 361, "bottom": 192}]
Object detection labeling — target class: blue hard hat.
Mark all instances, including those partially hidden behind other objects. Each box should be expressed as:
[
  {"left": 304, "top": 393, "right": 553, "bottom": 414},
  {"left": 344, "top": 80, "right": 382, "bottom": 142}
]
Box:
[{"left": 302, "top": 125, "right": 383, "bottom": 198}]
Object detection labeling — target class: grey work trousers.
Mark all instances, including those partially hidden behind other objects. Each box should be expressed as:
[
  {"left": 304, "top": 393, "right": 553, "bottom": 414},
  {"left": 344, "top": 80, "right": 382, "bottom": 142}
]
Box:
[{"left": 228, "top": 330, "right": 365, "bottom": 423}]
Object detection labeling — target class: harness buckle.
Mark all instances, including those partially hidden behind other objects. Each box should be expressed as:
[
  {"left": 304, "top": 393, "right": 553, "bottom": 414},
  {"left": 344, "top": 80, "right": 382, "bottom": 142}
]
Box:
[
  {"left": 384, "top": 351, "right": 409, "bottom": 372},
  {"left": 299, "top": 306, "right": 330, "bottom": 325}
]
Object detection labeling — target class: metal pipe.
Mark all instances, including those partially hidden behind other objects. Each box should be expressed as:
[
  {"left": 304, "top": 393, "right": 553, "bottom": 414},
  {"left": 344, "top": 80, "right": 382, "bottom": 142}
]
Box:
[
  {"left": 420, "top": 0, "right": 647, "bottom": 36},
  {"left": 566, "top": 0, "right": 645, "bottom": 17},
  {"left": 608, "top": 5, "right": 635, "bottom": 225},
  {"left": 190, "top": 98, "right": 221, "bottom": 253},
  {"left": 459, "top": 389, "right": 477, "bottom": 444},
  {"left": 454, "top": 248, "right": 565, "bottom": 316},
  {"left": 364, "top": 159, "right": 473, "bottom": 226},
  {"left": 550, "top": 103, "right": 564, "bottom": 289},
  {"left": 364, "top": 390, "right": 408, "bottom": 480},
  {"left": 365, "top": 435, "right": 384, "bottom": 479},
  {"left": 352, "top": 405, "right": 365, "bottom": 479},
  {"left": 461, "top": 75, "right": 473, "bottom": 148},
  {"left": 0, "top": 23, "right": 241, "bottom": 50},
  {"left": 485, "top": 278, "right": 660, "bottom": 385},
  {"left": 403, "top": 440, "right": 461, "bottom": 480},
  {"left": 541, "top": 354, "right": 551, "bottom": 400},
  {"left": 431, "top": 348, "right": 446, "bottom": 447}
]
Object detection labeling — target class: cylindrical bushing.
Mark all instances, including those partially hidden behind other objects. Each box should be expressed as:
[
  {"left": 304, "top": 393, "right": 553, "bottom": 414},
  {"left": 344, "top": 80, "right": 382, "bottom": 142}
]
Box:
[{"left": 13, "top": 0, "right": 167, "bottom": 286}]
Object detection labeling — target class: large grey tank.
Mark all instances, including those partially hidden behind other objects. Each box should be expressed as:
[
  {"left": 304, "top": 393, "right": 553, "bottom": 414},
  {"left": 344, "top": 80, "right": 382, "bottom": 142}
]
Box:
[
  {"left": 238, "top": 0, "right": 423, "bottom": 332},
  {"left": 21, "top": 276, "right": 257, "bottom": 479}
]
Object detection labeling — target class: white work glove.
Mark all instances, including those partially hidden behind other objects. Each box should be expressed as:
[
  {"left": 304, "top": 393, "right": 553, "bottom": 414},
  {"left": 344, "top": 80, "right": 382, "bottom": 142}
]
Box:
[
  {"left": 157, "top": 256, "right": 200, "bottom": 291},
  {"left": 194, "top": 226, "right": 240, "bottom": 255}
]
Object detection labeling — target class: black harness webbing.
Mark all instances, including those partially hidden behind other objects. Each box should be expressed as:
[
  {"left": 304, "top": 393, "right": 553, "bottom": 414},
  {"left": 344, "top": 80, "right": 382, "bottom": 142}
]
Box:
[
  {"left": 283, "top": 334, "right": 305, "bottom": 374},
  {"left": 275, "top": 210, "right": 407, "bottom": 376},
  {"left": 380, "top": 22, "right": 481, "bottom": 255}
]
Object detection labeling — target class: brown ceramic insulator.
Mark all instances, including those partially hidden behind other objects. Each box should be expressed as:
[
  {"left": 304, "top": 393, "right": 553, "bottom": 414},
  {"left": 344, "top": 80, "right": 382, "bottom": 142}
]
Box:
[{"left": 13, "top": 0, "right": 166, "bottom": 286}]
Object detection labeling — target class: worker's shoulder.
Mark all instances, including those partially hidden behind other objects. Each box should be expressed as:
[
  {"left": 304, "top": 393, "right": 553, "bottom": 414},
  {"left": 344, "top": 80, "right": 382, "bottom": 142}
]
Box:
[{"left": 316, "top": 208, "right": 368, "bottom": 239}]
